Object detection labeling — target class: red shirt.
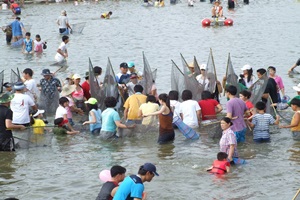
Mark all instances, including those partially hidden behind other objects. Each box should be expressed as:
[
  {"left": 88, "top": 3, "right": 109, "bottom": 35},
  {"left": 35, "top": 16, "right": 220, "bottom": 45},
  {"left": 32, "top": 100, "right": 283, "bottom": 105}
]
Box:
[
  {"left": 245, "top": 100, "right": 254, "bottom": 110},
  {"left": 81, "top": 81, "right": 91, "bottom": 100},
  {"left": 11, "top": 3, "right": 19, "bottom": 9},
  {"left": 198, "top": 99, "right": 219, "bottom": 120}
]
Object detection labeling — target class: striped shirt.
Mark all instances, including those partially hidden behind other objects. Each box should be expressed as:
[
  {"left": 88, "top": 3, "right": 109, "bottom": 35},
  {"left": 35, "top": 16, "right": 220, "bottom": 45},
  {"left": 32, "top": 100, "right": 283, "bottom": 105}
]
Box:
[
  {"left": 220, "top": 128, "right": 238, "bottom": 158},
  {"left": 252, "top": 113, "right": 275, "bottom": 139}
]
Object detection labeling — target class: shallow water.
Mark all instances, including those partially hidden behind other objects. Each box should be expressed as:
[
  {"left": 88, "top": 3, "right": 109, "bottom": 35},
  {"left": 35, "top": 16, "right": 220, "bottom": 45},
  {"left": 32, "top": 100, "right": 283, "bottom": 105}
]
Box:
[{"left": 0, "top": 0, "right": 300, "bottom": 199}]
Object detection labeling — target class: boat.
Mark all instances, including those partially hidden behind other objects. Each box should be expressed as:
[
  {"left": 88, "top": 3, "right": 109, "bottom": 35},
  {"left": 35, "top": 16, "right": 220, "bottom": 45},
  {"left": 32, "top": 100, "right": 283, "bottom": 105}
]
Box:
[{"left": 202, "top": 17, "right": 233, "bottom": 27}]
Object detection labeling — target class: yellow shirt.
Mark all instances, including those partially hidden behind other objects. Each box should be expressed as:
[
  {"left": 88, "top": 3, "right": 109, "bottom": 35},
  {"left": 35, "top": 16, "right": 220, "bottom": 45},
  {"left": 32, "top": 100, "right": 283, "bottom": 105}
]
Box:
[
  {"left": 291, "top": 112, "right": 300, "bottom": 132},
  {"left": 124, "top": 94, "right": 147, "bottom": 120},
  {"left": 32, "top": 119, "right": 46, "bottom": 134},
  {"left": 139, "top": 102, "right": 159, "bottom": 125}
]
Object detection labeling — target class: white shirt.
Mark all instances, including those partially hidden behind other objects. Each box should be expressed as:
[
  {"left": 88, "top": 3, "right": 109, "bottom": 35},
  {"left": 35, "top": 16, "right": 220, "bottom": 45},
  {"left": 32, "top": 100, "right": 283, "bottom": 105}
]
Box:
[
  {"left": 57, "top": 15, "right": 69, "bottom": 29},
  {"left": 24, "top": 79, "right": 39, "bottom": 102},
  {"left": 55, "top": 42, "right": 67, "bottom": 62},
  {"left": 2, "top": 3, "right": 8, "bottom": 10},
  {"left": 170, "top": 100, "right": 181, "bottom": 118},
  {"left": 179, "top": 99, "right": 201, "bottom": 128},
  {"left": 11, "top": 93, "right": 35, "bottom": 124},
  {"left": 55, "top": 105, "right": 67, "bottom": 119},
  {"left": 196, "top": 74, "right": 209, "bottom": 90}
]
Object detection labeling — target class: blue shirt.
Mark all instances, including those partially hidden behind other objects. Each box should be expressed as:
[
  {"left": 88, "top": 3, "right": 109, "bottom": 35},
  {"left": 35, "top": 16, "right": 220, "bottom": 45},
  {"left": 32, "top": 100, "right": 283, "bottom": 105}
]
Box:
[
  {"left": 113, "top": 175, "right": 144, "bottom": 200},
  {"left": 252, "top": 113, "right": 275, "bottom": 139},
  {"left": 101, "top": 108, "right": 120, "bottom": 132},
  {"left": 11, "top": 20, "right": 24, "bottom": 37},
  {"left": 89, "top": 109, "right": 102, "bottom": 132},
  {"left": 23, "top": 38, "right": 33, "bottom": 52}
]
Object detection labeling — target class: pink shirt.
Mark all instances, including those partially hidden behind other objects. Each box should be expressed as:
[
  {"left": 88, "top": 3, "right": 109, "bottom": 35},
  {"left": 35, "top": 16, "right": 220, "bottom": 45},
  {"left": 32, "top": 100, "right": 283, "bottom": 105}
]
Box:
[
  {"left": 66, "top": 97, "right": 74, "bottom": 118},
  {"left": 72, "top": 87, "right": 84, "bottom": 101},
  {"left": 273, "top": 75, "right": 284, "bottom": 90}
]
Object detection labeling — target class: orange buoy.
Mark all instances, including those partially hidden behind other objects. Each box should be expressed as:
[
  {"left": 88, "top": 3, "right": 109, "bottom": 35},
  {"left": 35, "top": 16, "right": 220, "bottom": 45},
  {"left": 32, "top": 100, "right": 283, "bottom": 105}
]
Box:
[
  {"left": 201, "top": 18, "right": 211, "bottom": 26},
  {"left": 224, "top": 18, "right": 233, "bottom": 26}
]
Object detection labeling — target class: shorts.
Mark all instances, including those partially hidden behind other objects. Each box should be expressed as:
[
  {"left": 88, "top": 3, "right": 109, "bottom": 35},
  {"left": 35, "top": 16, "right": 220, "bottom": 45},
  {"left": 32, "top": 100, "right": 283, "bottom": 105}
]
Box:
[
  {"left": 253, "top": 138, "right": 270, "bottom": 143},
  {"left": 100, "top": 130, "right": 118, "bottom": 140},
  {"left": 59, "top": 28, "right": 69, "bottom": 35},
  {"left": 234, "top": 128, "right": 247, "bottom": 143}
]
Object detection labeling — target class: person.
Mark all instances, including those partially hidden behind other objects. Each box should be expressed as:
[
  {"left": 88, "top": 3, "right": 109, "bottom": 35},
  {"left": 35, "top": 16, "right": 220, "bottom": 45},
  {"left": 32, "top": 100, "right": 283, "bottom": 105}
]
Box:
[
  {"left": 116, "top": 62, "right": 130, "bottom": 86},
  {"left": 10, "top": 82, "right": 37, "bottom": 126},
  {"left": 239, "top": 64, "right": 255, "bottom": 89},
  {"left": 247, "top": 101, "right": 280, "bottom": 143},
  {"left": 2, "top": 25, "right": 12, "bottom": 45},
  {"left": 10, "top": 0, "right": 21, "bottom": 15},
  {"left": 288, "top": 58, "right": 300, "bottom": 74},
  {"left": 196, "top": 64, "right": 209, "bottom": 89},
  {"left": 1, "top": 0, "right": 8, "bottom": 10},
  {"left": 83, "top": 98, "right": 102, "bottom": 134},
  {"left": 257, "top": 68, "right": 278, "bottom": 104},
  {"left": 81, "top": 72, "right": 91, "bottom": 100},
  {"left": 211, "top": 1, "right": 223, "bottom": 18},
  {"left": 280, "top": 98, "right": 300, "bottom": 140},
  {"left": 23, "top": 68, "right": 39, "bottom": 103},
  {"left": 54, "top": 97, "right": 79, "bottom": 134},
  {"left": 101, "top": 11, "right": 113, "bottom": 19},
  {"left": 100, "top": 97, "right": 135, "bottom": 140},
  {"left": 219, "top": 117, "right": 238, "bottom": 164},
  {"left": 55, "top": 35, "right": 69, "bottom": 63},
  {"left": 94, "top": 66, "right": 103, "bottom": 86},
  {"left": 71, "top": 74, "right": 87, "bottom": 112},
  {"left": 22, "top": 32, "right": 34, "bottom": 54},
  {"left": 123, "top": 85, "right": 147, "bottom": 124},
  {"left": 198, "top": 90, "right": 222, "bottom": 121},
  {"left": 10, "top": 17, "right": 26, "bottom": 43},
  {"left": 268, "top": 66, "right": 285, "bottom": 103},
  {"left": 96, "top": 165, "right": 126, "bottom": 200},
  {"left": 225, "top": 85, "right": 248, "bottom": 143},
  {"left": 39, "top": 69, "right": 62, "bottom": 115},
  {"left": 179, "top": 90, "right": 201, "bottom": 129},
  {"left": 138, "top": 95, "right": 159, "bottom": 126},
  {"left": 113, "top": 163, "right": 158, "bottom": 200},
  {"left": 0, "top": 92, "right": 26, "bottom": 151},
  {"left": 288, "top": 83, "right": 300, "bottom": 107},
  {"left": 30, "top": 109, "right": 46, "bottom": 134},
  {"left": 34, "top": 34, "right": 46, "bottom": 53},
  {"left": 207, "top": 152, "right": 230, "bottom": 175},
  {"left": 169, "top": 90, "right": 181, "bottom": 125},
  {"left": 228, "top": 0, "right": 237, "bottom": 9},
  {"left": 3, "top": 82, "right": 13, "bottom": 93},
  {"left": 126, "top": 73, "right": 139, "bottom": 96},
  {"left": 57, "top": 10, "right": 72, "bottom": 34},
  {"left": 143, "top": 94, "right": 175, "bottom": 144},
  {"left": 159, "top": 0, "right": 165, "bottom": 7},
  {"left": 187, "top": 0, "right": 195, "bottom": 7},
  {"left": 239, "top": 90, "right": 254, "bottom": 118}
]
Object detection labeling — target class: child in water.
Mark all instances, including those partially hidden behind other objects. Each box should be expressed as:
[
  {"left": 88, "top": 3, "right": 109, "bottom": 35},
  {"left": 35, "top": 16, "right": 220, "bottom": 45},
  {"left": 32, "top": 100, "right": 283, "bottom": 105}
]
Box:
[
  {"left": 30, "top": 109, "right": 47, "bottom": 134},
  {"left": 207, "top": 152, "right": 230, "bottom": 175},
  {"left": 2, "top": 25, "right": 12, "bottom": 45},
  {"left": 101, "top": 11, "right": 112, "bottom": 19},
  {"left": 211, "top": 0, "right": 223, "bottom": 18},
  {"left": 83, "top": 98, "right": 102, "bottom": 134},
  {"left": 22, "top": 32, "right": 34, "bottom": 54},
  {"left": 34, "top": 34, "right": 46, "bottom": 53}
]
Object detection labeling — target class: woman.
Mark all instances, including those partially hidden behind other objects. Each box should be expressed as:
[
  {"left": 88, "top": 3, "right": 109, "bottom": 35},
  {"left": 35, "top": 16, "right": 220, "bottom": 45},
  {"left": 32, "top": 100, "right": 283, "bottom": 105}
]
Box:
[
  {"left": 219, "top": 117, "right": 239, "bottom": 164},
  {"left": 239, "top": 90, "right": 254, "bottom": 117},
  {"left": 198, "top": 90, "right": 222, "bottom": 121},
  {"left": 240, "top": 64, "right": 255, "bottom": 89},
  {"left": 71, "top": 74, "right": 87, "bottom": 112},
  {"left": 143, "top": 93, "right": 175, "bottom": 144},
  {"left": 268, "top": 66, "right": 285, "bottom": 103}
]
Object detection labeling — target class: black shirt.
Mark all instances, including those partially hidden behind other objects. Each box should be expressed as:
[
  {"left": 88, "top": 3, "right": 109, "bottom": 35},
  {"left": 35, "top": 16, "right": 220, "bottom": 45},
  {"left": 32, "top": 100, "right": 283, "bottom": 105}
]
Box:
[
  {"left": 0, "top": 105, "right": 13, "bottom": 141},
  {"left": 262, "top": 78, "right": 278, "bottom": 103},
  {"left": 96, "top": 181, "right": 118, "bottom": 200}
]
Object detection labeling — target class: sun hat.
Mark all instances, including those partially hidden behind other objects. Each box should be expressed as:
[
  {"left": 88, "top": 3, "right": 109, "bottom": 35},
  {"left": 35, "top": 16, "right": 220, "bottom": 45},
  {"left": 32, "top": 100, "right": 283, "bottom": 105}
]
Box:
[
  {"left": 84, "top": 97, "right": 98, "bottom": 105},
  {"left": 241, "top": 64, "right": 252, "bottom": 71},
  {"left": 61, "top": 85, "right": 76, "bottom": 96},
  {"left": 200, "top": 64, "right": 207, "bottom": 70},
  {"left": 120, "top": 62, "right": 128, "bottom": 69},
  {"left": 0, "top": 92, "right": 14, "bottom": 104},
  {"left": 188, "top": 62, "right": 194, "bottom": 68},
  {"left": 142, "top": 163, "right": 159, "bottom": 176},
  {"left": 293, "top": 83, "right": 300, "bottom": 92},
  {"left": 61, "top": 10, "right": 66, "bottom": 15},
  {"left": 33, "top": 109, "right": 45, "bottom": 117},
  {"left": 127, "top": 62, "right": 135, "bottom": 68},
  {"left": 3, "top": 82, "right": 12, "bottom": 88},
  {"left": 13, "top": 82, "right": 25, "bottom": 90},
  {"left": 41, "top": 69, "right": 53, "bottom": 76},
  {"left": 72, "top": 74, "right": 81, "bottom": 80}
]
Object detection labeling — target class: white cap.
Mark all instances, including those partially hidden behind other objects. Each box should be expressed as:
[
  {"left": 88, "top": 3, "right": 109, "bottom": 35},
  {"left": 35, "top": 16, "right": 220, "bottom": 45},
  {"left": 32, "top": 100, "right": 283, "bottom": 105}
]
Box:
[
  {"left": 72, "top": 74, "right": 81, "bottom": 80},
  {"left": 241, "top": 64, "right": 252, "bottom": 71},
  {"left": 293, "top": 83, "right": 300, "bottom": 92},
  {"left": 200, "top": 64, "right": 207, "bottom": 70},
  {"left": 33, "top": 109, "right": 45, "bottom": 117}
]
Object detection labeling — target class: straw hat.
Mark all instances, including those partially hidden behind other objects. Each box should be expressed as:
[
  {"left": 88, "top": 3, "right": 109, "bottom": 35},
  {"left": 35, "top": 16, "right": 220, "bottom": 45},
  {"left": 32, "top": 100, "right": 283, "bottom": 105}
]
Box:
[
  {"left": 61, "top": 85, "right": 76, "bottom": 96},
  {"left": 188, "top": 62, "right": 194, "bottom": 68}
]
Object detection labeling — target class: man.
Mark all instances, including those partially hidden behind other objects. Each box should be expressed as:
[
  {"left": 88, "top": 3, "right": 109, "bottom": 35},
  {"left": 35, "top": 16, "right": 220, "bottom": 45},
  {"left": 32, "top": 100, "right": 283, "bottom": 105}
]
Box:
[
  {"left": 127, "top": 62, "right": 143, "bottom": 78},
  {"left": 288, "top": 58, "right": 300, "bottom": 74},
  {"left": 10, "top": 82, "right": 37, "bottom": 126},
  {"left": 126, "top": 73, "right": 139, "bottom": 96},
  {"left": 3, "top": 82, "right": 13, "bottom": 93},
  {"left": 257, "top": 68, "right": 278, "bottom": 104},
  {"left": 225, "top": 85, "right": 248, "bottom": 143},
  {"left": 10, "top": 17, "right": 26, "bottom": 43},
  {"left": 23, "top": 68, "right": 39, "bottom": 103},
  {"left": 96, "top": 165, "right": 126, "bottom": 200},
  {"left": 57, "top": 10, "right": 72, "bottom": 35},
  {"left": 39, "top": 69, "right": 62, "bottom": 115},
  {"left": 124, "top": 85, "right": 147, "bottom": 124},
  {"left": 94, "top": 66, "right": 103, "bottom": 86},
  {"left": 113, "top": 163, "right": 158, "bottom": 200},
  {"left": 55, "top": 35, "right": 69, "bottom": 63},
  {"left": 116, "top": 63, "right": 130, "bottom": 86},
  {"left": 81, "top": 71, "right": 91, "bottom": 100}
]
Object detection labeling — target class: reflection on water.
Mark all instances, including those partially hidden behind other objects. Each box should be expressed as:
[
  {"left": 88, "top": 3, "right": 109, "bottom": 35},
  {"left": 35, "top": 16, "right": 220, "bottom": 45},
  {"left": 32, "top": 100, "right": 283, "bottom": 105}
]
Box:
[
  {"left": 0, "top": 152, "right": 16, "bottom": 181},
  {"left": 157, "top": 143, "right": 175, "bottom": 159}
]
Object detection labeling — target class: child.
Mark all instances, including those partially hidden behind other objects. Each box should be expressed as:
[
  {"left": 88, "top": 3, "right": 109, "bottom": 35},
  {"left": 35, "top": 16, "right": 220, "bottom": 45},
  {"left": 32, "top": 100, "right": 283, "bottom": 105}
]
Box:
[
  {"left": 83, "top": 98, "right": 102, "bottom": 134},
  {"left": 138, "top": 95, "right": 159, "bottom": 125},
  {"left": 239, "top": 90, "right": 254, "bottom": 118},
  {"left": 188, "top": 0, "right": 195, "bottom": 6},
  {"left": 54, "top": 97, "right": 79, "bottom": 134},
  {"left": 23, "top": 68, "right": 39, "bottom": 103},
  {"left": 159, "top": 0, "right": 165, "bottom": 7},
  {"left": 247, "top": 101, "right": 280, "bottom": 143},
  {"left": 22, "top": 32, "right": 34, "bottom": 54},
  {"left": 207, "top": 152, "right": 230, "bottom": 175},
  {"left": 10, "top": 0, "right": 21, "bottom": 15},
  {"left": 101, "top": 11, "right": 112, "bottom": 19},
  {"left": 34, "top": 34, "right": 46, "bottom": 53},
  {"left": 30, "top": 109, "right": 46, "bottom": 134},
  {"left": 280, "top": 98, "right": 300, "bottom": 140},
  {"left": 2, "top": 25, "right": 12, "bottom": 45},
  {"left": 55, "top": 35, "right": 69, "bottom": 63},
  {"left": 211, "top": 0, "right": 223, "bottom": 18}
]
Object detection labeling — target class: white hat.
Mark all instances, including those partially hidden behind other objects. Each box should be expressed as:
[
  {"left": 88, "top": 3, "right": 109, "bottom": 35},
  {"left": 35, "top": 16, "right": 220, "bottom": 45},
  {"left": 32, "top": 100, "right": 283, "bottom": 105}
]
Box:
[
  {"left": 61, "top": 85, "right": 76, "bottom": 96},
  {"left": 241, "top": 64, "right": 252, "bottom": 71},
  {"left": 72, "top": 74, "right": 81, "bottom": 80},
  {"left": 293, "top": 83, "right": 300, "bottom": 92},
  {"left": 200, "top": 64, "right": 207, "bottom": 70},
  {"left": 33, "top": 109, "right": 45, "bottom": 117},
  {"left": 61, "top": 10, "right": 66, "bottom": 15}
]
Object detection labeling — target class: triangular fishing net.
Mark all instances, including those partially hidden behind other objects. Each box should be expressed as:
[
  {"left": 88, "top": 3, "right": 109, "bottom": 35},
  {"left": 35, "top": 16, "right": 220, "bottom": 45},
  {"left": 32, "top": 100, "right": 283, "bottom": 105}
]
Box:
[
  {"left": 10, "top": 69, "right": 21, "bottom": 84},
  {"left": 225, "top": 53, "right": 240, "bottom": 96},
  {"left": 171, "top": 60, "right": 185, "bottom": 100},
  {"left": 140, "top": 52, "right": 154, "bottom": 95},
  {"left": 0, "top": 70, "right": 4, "bottom": 93},
  {"left": 71, "top": 22, "right": 86, "bottom": 34},
  {"left": 193, "top": 56, "right": 201, "bottom": 77},
  {"left": 204, "top": 48, "right": 218, "bottom": 94},
  {"left": 152, "top": 69, "right": 157, "bottom": 82},
  {"left": 39, "top": 87, "right": 59, "bottom": 115},
  {"left": 89, "top": 58, "right": 103, "bottom": 108},
  {"left": 181, "top": 53, "right": 203, "bottom": 101},
  {"left": 249, "top": 73, "right": 269, "bottom": 106}
]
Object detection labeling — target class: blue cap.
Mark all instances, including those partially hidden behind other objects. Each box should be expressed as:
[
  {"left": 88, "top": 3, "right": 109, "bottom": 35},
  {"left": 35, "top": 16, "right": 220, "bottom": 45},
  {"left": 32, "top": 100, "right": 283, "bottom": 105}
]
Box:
[
  {"left": 127, "top": 61, "right": 135, "bottom": 68},
  {"left": 143, "top": 163, "right": 159, "bottom": 176}
]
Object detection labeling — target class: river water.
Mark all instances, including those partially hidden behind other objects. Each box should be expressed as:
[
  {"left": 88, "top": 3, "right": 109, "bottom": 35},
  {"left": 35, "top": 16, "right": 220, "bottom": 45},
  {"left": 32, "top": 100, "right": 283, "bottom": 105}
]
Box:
[{"left": 1, "top": 0, "right": 300, "bottom": 199}]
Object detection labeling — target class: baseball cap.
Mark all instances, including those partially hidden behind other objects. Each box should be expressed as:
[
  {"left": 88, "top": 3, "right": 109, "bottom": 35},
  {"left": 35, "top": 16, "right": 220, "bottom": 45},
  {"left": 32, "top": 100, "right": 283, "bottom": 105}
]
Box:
[
  {"left": 33, "top": 109, "right": 45, "bottom": 117},
  {"left": 241, "top": 64, "right": 252, "bottom": 71},
  {"left": 143, "top": 163, "right": 159, "bottom": 176},
  {"left": 84, "top": 97, "right": 98, "bottom": 105},
  {"left": 72, "top": 74, "right": 81, "bottom": 80},
  {"left": 127, "top": 61, "right": 135, "bottom": 68},
  {"left": 200, "top": 64, "right": 207, "bottom": 70},
  {"left": 120, "top": 62, "right": 128, "bottom": 68}
]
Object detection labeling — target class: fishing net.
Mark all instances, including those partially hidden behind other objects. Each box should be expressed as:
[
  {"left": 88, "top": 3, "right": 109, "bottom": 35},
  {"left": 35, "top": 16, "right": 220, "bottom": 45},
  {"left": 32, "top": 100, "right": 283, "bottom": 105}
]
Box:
[
  {"left": 140, "top": 52, "right": 154, "bottom": 95},
  {"left": 11, "top": 38, "right": 23, "bottom": 47},
  {"left": 204, "top": 48, "right": 218, "bottom": 94},
  {"left": 225, "top": 53, "right": 240, "bottom": 97},
  {"left": 71, "top": 22, "right": 86, "bottom": 34},
  {"left": 39, "top": 89, "right": 59, "bottom": 115},
  {"left": 89, "top": 58, "right": 103, "bottom": 108},
  {"left": 152, "top": 68, "right": 157, "bottom": 82},
  {"left": 249, "top": 73, "right": 268, "bottom": 106},
  {"left": 10, "top": 69, "right": 21, "bottom": 84},
  {"left": 181, "top": 54, "right": 203, "bottom": 101},
  {"left": 171, "top": 60, "right": 185, "bottom": 100},
  {"left": 193, "top": 56, "right": 201, "bottom": 77},
  {"left": 0, "top": 70, "right": 4, "bottom": 93}
]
